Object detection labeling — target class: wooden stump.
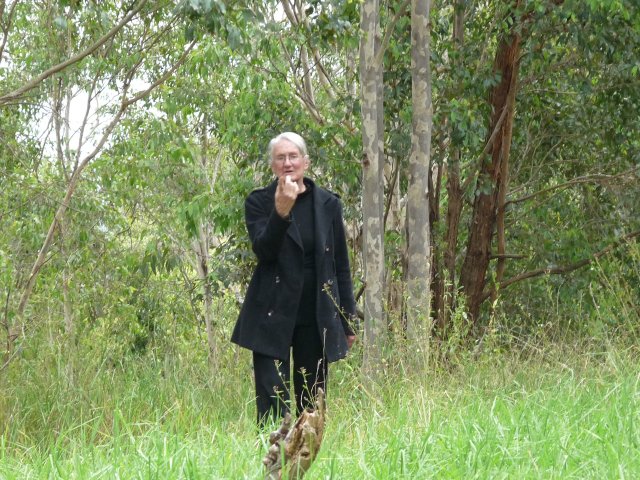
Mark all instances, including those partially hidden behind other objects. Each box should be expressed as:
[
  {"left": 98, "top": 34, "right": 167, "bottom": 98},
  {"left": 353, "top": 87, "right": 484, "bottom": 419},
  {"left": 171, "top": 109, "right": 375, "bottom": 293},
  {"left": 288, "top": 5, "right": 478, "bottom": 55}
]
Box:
[{"left": 263, "top": 388, "right": 326, "bottom": 480}]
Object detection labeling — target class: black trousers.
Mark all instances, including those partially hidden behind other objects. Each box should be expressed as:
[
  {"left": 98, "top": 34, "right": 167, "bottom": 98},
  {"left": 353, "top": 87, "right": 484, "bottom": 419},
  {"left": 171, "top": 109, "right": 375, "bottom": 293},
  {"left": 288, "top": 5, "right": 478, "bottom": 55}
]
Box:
[{"left": 253, "top": 323, "right": 327, "bottom": 425}]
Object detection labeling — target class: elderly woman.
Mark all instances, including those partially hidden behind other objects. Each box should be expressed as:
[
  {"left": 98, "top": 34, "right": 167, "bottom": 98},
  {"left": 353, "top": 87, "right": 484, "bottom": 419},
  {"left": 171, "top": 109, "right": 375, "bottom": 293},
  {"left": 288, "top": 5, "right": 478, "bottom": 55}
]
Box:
[{"left": 232, "top": 132, "right": 357, "bottom": 424}]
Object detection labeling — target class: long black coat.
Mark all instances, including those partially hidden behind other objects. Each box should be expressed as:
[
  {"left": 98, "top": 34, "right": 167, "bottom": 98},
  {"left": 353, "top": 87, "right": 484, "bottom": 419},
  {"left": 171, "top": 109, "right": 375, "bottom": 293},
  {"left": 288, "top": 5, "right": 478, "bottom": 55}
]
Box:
[{"left": 231, "top": 178, "right": 356, "bottom": 363}]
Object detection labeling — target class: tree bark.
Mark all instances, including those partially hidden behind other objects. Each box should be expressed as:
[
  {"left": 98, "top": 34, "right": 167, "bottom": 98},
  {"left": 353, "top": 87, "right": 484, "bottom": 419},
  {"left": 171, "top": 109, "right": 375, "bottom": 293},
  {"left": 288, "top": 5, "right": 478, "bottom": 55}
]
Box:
[
  {"left": 459, "top": 11, "right": 521, "bottom": 324},
  {"left": 492, "top": 75, "right": 517, "bottom": 300},
  {"left": 360, "top": 0, "right": 385, "bottom": 375},
  {"left": 405, "top": 0, "right": 432, "bottom": 340},
  {"left": 440, "top": 0, "right": 465, "bottom": 332}
]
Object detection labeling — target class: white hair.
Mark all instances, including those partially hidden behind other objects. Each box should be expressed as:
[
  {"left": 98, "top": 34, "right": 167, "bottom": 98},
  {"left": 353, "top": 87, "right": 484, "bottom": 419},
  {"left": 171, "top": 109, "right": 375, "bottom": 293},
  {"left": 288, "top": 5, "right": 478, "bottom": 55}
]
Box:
[{"left": 267, "top": 132, "right": 308, "bottom": 160}]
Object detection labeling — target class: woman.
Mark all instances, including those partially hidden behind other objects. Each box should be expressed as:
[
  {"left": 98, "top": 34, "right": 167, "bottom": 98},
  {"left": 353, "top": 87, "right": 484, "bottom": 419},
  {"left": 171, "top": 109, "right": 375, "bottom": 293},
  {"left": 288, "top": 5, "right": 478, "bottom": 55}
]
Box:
[{"left": 231, "top": 132, "right": 357, "bottom": 424}]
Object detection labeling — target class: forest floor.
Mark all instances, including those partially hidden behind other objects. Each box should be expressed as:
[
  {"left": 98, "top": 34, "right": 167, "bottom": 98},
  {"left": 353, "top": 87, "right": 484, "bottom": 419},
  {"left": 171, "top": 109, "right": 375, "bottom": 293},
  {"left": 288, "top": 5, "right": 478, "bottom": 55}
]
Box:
[{"left": 1, "top": 339, "right": 639, "bottom": 479}]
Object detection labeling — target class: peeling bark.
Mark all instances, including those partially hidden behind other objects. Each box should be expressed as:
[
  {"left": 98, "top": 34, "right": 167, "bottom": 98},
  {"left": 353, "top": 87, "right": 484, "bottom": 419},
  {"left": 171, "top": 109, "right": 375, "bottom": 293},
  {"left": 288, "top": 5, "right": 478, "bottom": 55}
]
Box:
[
  {"left": 440, "top": 0, "right": 465, "bottom": 332},
  {"left": 405, "top": 0, "right": 433, "bottom": 339},
  {"left": 459, "top": 11, "right": 521, "bottom": 324},
  {"left": 360, "top": 0, "right": 385, "bottom": 374}
]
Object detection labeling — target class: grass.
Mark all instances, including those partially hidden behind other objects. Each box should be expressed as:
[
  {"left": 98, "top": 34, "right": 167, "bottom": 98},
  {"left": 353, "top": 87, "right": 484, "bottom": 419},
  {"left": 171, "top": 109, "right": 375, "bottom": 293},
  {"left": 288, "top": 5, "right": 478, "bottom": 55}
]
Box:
[{"left": 1, "top": 339, "right": 639, "bottom": 479}]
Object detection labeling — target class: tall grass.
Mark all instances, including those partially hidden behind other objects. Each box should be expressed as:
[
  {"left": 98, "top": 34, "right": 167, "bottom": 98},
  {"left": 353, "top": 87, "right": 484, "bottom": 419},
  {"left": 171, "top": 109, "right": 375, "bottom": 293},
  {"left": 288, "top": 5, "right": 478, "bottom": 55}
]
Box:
[
  {"left": 1, "top": 250, "right": 638, "bottom": 478},
  {"left": 2, "top": 334, "right": 639, "bottom": 479}
]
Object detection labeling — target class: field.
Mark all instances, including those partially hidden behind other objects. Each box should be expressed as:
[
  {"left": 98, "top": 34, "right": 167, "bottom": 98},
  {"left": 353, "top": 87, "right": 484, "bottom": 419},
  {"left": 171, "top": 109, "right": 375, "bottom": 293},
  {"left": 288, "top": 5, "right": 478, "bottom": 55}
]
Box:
[{"left": 1, "top": 338, "right": 639, "bottom": 479}]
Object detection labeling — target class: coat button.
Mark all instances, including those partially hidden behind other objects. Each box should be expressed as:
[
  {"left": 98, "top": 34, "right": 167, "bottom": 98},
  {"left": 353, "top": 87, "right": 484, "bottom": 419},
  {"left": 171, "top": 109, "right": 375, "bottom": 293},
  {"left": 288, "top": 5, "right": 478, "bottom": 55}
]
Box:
[
  {"left": 275, "top": 275, "right": 280, "bottom": 284},
  {"left": 325, "top": 246, "right": 330, "bottom": 252},
  {"left": 267, "top": 310, "right": 273, "bottom": 317}
]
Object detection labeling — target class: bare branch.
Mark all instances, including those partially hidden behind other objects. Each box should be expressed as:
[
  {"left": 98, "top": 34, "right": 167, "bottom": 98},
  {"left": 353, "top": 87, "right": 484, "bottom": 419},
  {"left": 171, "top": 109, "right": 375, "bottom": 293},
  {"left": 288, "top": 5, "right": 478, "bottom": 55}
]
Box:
[
  {"left": 15, "top": 40, "right": 196, "bottom": 322},
  {"left": 74, "top": 69, "right": 100, "bottom": 170},
  {"left": 124, "top": 41, "right": 195, "bottom": 107},
  {"left": 53, "top": 78, "right": 68, "bottom": 180},
  {"left": 489, "top": 253, "right": 528, "bottom": 260},
  {"left": 0, "top": 0, "right": 21, "bottom": 64},
  {"left": 0, "top": 0, "right": 149, "bottom": 105},
  {"left": 461, "top": 101, "right": 510, "bottom": 192},
  {"left": 482, "top": 230, "right": 640, "bottom": 302},
  {"left": 310, "top": 47, "right": 337, "bottom": 99},
  {"left": 300, "top": 46, "right": 316, "bottom": 108},
  {"left": 280, "top": 0, "right": 297, "bottom": 25},
  {"left": 292, "top": 1, "right": 338, "bottom": 100},
  {"left": 505, "top": 166, "right": 640, "bottom": 207}
]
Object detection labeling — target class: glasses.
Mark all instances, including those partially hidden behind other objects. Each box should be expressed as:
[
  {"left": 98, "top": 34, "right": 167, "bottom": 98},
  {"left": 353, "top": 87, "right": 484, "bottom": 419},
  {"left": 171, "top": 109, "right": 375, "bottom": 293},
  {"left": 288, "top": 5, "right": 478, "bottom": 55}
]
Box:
[{"left": 273, "top": 153, "right": 301, "bottom": 163}]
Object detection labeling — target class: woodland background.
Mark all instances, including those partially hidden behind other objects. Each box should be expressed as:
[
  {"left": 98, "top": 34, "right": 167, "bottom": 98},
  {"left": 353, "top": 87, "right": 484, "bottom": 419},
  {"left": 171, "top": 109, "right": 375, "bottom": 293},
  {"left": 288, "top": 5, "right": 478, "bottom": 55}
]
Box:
[{"left": 0, "top": 0, "right": 639, "bottom": 478}]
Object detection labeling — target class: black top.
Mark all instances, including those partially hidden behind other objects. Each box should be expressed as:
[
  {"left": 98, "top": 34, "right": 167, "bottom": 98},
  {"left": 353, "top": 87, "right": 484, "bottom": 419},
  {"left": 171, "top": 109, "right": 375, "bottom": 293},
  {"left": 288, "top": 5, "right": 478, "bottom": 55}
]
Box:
[
  {"left": 292, "top": 179, "right": 316, "bottom": 325},
  {"left": 292, "top": 179, "right": 316, "bottom": 269},
  {"left": 231, "top": 177, "right": 357, "bottom": 362}
]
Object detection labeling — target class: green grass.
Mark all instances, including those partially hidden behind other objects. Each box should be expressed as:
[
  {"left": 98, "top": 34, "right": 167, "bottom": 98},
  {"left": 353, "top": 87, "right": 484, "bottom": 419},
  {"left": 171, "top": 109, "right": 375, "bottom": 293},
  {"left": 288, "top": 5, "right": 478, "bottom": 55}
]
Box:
[{"left": 1, "top": 341, "right": 639, "bottom": 479}]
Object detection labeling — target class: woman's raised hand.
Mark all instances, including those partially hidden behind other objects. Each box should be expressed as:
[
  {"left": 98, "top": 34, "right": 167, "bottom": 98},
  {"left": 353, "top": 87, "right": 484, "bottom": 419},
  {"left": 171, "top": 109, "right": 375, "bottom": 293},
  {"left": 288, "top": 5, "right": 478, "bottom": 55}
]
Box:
[{"left": 275, "top": 175, "right": 300, "bottom": 218}]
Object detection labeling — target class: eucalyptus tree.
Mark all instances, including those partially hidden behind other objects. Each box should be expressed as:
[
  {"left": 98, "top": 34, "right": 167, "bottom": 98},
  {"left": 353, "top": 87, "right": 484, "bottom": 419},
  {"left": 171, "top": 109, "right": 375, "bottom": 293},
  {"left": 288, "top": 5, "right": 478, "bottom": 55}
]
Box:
[
  {"left": 427, "top": 0, "right": 640, "bottom": 332},
  {"left": 405, "top": 0, "right": 433, "bottom": 343},
  {"left": 0, "top": 0, "right": 195, "bottom": 362},
  {"left": 359, "top": 0, "right": 386, "bottom": 373},
  {"left": 104, "top": 47, "right": 256, "bottom": 368}
]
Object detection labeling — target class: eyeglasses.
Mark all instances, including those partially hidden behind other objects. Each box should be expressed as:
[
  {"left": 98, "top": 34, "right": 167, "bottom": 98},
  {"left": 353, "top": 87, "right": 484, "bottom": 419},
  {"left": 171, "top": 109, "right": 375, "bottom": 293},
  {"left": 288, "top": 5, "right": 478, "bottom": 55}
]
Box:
[{"left": 273, "top": 153, "right": 301, "bottom": 163}]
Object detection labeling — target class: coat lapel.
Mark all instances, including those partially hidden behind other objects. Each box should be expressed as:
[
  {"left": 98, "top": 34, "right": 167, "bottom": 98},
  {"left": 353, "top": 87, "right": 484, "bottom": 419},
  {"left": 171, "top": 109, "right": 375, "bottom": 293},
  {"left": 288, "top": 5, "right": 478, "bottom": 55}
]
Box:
[{"left": 287, "top": 220, "right": 303, "bottom": 250}]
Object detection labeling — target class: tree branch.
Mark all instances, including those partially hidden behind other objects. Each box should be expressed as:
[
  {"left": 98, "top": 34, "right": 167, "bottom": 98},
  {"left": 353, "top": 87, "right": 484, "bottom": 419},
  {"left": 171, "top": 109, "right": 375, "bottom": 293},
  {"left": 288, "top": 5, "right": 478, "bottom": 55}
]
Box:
[
  {"left": 461, "top": 100, "right": 510, "bottom": 192},
  {"left": 490, "top": 253, "right": 528, "bottom": 260},
  {"left": 280, "top": 0, "right": 297, "bottom": 25},
  {"left": 505, "top": 166, "right": 639, "bottom": 207},
  {"left": 0, "top": 0, "right": 148, "bottom": 105},
  {"left": 15, "top": 40, "right": 196, "bottom": 321},
  {"left": 482, "top": 230, "right": 640, "bottom": 302},
  {"left": 374, "top": 0, "right": 410, "bottom": 68},
  {"left": 0, "top": 0, "right": 21, "bottom": 65}
]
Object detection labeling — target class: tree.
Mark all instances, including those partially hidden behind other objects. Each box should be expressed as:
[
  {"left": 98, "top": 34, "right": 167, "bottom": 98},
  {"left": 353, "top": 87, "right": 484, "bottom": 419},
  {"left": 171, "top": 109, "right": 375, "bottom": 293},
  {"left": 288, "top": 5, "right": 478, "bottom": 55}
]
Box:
[
  {"left": 459, "top": 3, "right": 522, "bottom": 324},
  {"left": 1, "top": 0, "right": 195, "bottom": 362},
  {"left": 405, "top": 0, "right": 433, "bottom": 342},
  {"left": 360, "top": 0, "right": 386, "bottom": 374}
]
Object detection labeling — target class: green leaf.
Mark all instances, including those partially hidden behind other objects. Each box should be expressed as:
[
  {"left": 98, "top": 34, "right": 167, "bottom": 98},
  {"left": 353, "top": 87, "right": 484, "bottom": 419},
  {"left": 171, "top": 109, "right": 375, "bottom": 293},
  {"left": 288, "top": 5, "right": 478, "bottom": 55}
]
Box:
[{"left": 54, "top": 16, "right": 68, "bottom": 30}]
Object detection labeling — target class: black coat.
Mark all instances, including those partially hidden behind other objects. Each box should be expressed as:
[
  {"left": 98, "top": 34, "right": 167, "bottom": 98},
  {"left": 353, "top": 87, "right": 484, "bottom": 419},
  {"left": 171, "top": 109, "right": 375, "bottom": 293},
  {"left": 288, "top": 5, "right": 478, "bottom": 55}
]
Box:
[{"left": 231, "top": 178, "right": 356, "bottom": 363}]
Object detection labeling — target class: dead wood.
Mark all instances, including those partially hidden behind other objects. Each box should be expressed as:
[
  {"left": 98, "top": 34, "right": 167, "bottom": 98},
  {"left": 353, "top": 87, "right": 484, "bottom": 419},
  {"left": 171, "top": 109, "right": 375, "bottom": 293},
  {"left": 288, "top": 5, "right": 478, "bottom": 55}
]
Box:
[{"left": 263, "top": 388, "right": 326, "bottom": 480}]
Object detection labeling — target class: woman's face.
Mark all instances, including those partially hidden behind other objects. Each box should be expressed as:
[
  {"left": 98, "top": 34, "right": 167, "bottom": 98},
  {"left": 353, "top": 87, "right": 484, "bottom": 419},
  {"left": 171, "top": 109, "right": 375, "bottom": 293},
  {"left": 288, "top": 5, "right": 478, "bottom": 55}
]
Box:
[{"left": 270, "top": 139, "right": 309, "bottom": 183}]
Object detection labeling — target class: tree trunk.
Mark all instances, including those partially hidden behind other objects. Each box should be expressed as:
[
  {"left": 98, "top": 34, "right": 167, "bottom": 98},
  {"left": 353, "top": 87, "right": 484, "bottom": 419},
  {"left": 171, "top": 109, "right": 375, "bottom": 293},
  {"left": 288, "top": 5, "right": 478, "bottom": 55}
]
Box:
[
  {"left": 440, "top": 0, "right": 465, "bottom": 333},
  {"left": 429, "top": 158, "right": 443, "bottom": 329},
  {"left": 194, "top": 228, "right": 218, "bottom": 371},
  {"left": 459, "top": 14, "right": 521, "bottom": 324},
  {"left": 359, "top": 0, "right": 385, "bottom": 375},
  {"left": 194, "top": 119, "right": 222, "bottom": 372},
  {"left": 405, "top": 0, "right": 433, "bottom": 340}
]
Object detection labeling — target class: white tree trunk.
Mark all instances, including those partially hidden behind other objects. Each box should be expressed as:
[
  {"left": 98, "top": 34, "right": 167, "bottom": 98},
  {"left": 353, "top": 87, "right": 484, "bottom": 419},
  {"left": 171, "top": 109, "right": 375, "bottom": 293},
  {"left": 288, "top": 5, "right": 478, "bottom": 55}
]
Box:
[
  {"left": 359, "top": 0, "right": 385, "bottom": 375},
  {"left": 192, "top": 123, "right": 223, "bottom": 371},
  {"left": 193, "top": 227, "right": 218, "bottom": 371},
  {"left": 406, "top": 0, "right": 433, "bottom": 341}
]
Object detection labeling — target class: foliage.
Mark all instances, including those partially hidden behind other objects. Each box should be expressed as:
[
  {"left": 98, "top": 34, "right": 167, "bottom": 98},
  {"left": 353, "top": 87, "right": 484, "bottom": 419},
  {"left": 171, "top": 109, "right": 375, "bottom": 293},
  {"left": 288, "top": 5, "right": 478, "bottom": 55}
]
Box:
[{"left": 0, "top": 0, "right": 638, "bottom": 433}]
